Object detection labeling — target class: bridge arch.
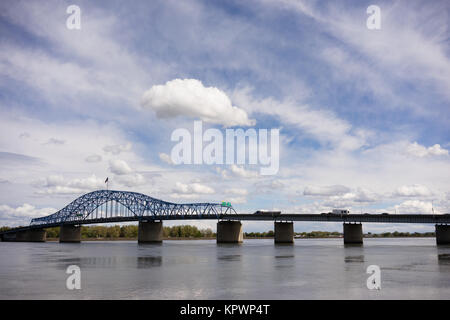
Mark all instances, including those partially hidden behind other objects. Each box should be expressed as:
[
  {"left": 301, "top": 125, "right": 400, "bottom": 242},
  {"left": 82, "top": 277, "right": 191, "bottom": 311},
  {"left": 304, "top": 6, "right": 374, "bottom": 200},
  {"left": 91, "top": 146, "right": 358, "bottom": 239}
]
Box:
[{"left": 30, "top": 190, "right": 236, "bottom": 226}]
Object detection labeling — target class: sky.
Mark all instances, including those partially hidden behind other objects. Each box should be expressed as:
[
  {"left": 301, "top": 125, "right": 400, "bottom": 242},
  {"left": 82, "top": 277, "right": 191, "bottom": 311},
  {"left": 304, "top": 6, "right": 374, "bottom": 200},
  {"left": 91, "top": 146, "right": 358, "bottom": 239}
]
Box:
[{"left": 0, "top": 0, "right": 449, "bottom": 233}]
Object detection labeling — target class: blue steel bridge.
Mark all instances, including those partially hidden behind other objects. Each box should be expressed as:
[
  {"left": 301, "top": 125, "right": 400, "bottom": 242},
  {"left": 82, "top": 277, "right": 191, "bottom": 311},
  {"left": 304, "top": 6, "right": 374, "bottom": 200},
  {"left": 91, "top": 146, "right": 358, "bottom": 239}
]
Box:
[
  {"left": 0, "top": 189, "right": 450, "bottom": 244},
  {"left": 29, "top": 189, "right": 237, "bottom": 227}
]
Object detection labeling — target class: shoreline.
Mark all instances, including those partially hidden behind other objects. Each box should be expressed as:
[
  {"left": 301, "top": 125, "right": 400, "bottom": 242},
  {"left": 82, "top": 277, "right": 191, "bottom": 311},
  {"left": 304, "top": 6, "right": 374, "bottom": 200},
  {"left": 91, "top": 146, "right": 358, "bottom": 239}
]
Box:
[{"left": 43, "top": 235, "right": 436, "bottom": 241}]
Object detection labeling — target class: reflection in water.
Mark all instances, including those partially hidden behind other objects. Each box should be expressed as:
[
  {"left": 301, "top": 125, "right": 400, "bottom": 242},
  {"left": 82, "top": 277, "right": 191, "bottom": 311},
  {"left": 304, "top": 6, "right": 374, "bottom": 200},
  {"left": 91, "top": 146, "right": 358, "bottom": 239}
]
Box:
[
  {"left": 275, "top": 255, "right": 294, "bottom": 259},
  {"left": 344, "top": 243, "right": 363, "bottom": 248},
  {"left": 1, "top": 238, "right": 450, "bottom": 299},
  {"left": 345, "top": 255, "right": 365, "bottom": 263},
  {"left": 137, "top": 256, "right": 162, "bottom": 268},
  {"left": 218, "top": 254, "right": 241, "bottom": 261},
  {"left": 438, "top": 254, "right": 450, "bottom": 265},
  {"left": 55, "top": 256, "right": 120, "bottom": 269}
]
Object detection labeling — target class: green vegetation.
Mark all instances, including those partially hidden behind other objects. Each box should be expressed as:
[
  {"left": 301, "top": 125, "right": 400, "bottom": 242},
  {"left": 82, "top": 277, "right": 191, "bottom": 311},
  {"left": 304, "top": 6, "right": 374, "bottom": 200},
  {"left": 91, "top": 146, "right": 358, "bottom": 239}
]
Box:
[
  {"left": 367, "top": 231, "right": 435, "bottom": 238},
  {"left": 295, "top": 231, "right": 342, "bottom": 238},
  {"left": 245, "top": 231, "right": 275, "bottom": 238},
  {"left": 164, "top": 225, "right": 214, "bottom": 238},
  {"left": 1, "top": 225, "right": 436, "bottom": 239},
  {"left": 40, "top": 224, "right": 215, "bottom": 239}
]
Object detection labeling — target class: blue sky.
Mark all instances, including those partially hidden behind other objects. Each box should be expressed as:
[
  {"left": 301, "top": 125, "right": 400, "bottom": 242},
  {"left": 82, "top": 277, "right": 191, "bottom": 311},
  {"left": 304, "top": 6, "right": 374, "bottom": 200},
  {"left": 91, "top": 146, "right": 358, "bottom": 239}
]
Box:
[{"left": 0, "top": 0, "right": 449, "bottom": 233}]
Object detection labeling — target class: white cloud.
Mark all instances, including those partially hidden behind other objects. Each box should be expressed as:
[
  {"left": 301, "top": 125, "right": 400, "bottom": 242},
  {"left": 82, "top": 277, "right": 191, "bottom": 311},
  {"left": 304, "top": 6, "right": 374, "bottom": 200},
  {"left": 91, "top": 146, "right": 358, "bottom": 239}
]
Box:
[
  {"left": 394, "top": 184, "right": 433, "bottom": 197},
  {"left": 273, "top": 0, "right": 450, "bottom": 102},
  {"left": 116, "top": 173, "right": 146, "bottom": 188},
  {"left": 304, "top": 185, "right": 351, "bottom": 196},
  {"left": 141, "top": 79, "right": 255, "bottom": 127},
  {"left": 34, "top": 174, "right": 105, "bottom": 195},
  {"left": 226, "top": 197, "right": 247, "bottom": 204},
  {"left": 230, "top": 165, "right": 259, "bottom": 178},
  {"left": 103, "top": 143, "right": 132, "bottom": 155},
  {"left": 394, "top": 200, "right": 433, "bottom": 215},
  {"left": 109, "top": 159, "right": 133, "bottom": 175},
  {"left": 85, "top": 154, "right": 102, "bottom": 163},
  {"left": 172, "top": 182, "right": 215, "bottom": 195},
  {"left": 0, "top": 203, "right": 56, "bottom": 226},
  {"left": 159, "top": 152, "right": 174, "bottom": 165},
  {"left": 406, "top": 142, "right": 448, "bottom": 157},
  {"left": 225, "top": 188, "right": 249, "bottom": 196},
  {"left": 232, "top": 87, "right": 368, "bottom": 151}
]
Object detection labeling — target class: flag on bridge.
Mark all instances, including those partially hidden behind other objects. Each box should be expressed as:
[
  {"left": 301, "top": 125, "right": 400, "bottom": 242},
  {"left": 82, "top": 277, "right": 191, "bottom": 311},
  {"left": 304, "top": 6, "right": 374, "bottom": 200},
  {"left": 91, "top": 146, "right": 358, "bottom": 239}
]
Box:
[{"left": 105, "top": 177, "right": 109, "bottom": 183}]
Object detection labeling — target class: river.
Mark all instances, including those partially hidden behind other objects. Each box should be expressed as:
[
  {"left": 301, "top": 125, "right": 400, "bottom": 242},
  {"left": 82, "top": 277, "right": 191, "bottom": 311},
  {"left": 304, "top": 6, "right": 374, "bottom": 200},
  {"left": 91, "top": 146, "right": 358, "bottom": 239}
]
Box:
[{"left": 0, "top": 238, "right": 449, "bottom": 299}]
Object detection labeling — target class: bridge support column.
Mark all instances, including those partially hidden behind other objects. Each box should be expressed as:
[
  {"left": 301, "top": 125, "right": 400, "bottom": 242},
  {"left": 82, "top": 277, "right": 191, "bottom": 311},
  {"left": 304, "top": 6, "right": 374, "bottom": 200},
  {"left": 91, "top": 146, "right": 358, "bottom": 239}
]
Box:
[
  {"left": 274, "top": 222, "right": 294, "bottom": 244},
  {"left": 60, "top": 225, "right": 81, "bottom": 243},
  {"left": 2, "top": 233, "right": 16, "bottom": 242},
  {"left": 15, "top": 230, "right": 29, "bottom": 242},
  {"left": 343, "top": 223, "right": 363, "bottom": 244},
  {"left": 26, "top": 229, "right": 47, "bottom": 242},
  {"left": 436, "top": 224, "right": 450, "bottom": 245},
  {"left": 217, "top": 221, "right": 243, "bottom": 243},
  {"left": 138, "top": 221, "right": 163, "bottom": 243}
]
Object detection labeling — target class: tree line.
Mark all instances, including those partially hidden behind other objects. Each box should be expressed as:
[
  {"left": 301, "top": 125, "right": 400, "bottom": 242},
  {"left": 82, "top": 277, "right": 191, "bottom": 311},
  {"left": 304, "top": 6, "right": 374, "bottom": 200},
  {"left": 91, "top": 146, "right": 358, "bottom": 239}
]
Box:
[
  {"left": 43, "top": 224, "right": 215, "bottom": 239},
  {"left": 0, "top": 225, "right": 436, "bottom": 239}
]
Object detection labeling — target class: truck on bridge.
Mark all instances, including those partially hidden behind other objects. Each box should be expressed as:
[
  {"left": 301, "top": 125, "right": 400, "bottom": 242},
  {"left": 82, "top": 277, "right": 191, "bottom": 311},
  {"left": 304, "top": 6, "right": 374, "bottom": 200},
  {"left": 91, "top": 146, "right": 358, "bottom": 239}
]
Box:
[{"left": 254, "top": 210, "right": 281, "bottom": 217}]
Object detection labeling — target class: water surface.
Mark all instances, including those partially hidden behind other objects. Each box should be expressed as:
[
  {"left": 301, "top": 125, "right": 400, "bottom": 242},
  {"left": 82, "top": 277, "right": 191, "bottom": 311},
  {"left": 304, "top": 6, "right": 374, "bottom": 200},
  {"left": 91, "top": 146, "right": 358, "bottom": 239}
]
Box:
[{"left": 0, "top": 238, "right": 449, "bottom": 299}]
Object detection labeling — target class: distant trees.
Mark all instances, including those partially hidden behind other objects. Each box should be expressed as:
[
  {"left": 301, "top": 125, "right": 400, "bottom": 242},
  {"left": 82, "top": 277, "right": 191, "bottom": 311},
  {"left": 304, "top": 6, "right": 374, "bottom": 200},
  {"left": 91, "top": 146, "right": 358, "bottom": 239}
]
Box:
[
  {"left": 40, "top": 224, "right": 215, "bottom": 239},
  {"left": 163, "top": 225, "right": 214, "bottom": 238},
  {"left": 370, "top": 231, "right": 435, "bottom": 238},
  {"left": 244, "top": 231, "right": 274, "bottom": 238},
  {"left": 1, "top": 224, "right": 436, "bottom": 239}
]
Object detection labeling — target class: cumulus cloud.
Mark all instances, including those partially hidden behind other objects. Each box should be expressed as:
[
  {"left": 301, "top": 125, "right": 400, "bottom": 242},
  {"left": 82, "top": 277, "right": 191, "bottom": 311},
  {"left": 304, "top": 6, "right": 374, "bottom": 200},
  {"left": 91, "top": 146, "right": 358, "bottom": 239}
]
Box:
[
  {"left": 109, "top": 159, "right": 133, "bottom": 175},
  {"left": 230, "top": 165, "right": 259, "bottom": 178},
  {"left": 115, "top": 173, "right": 146, "bottom": 188},
  {"left": 406, "top": 142, "right": 448, "bottom": 157},
  {"left": 141, "top": 79, "right": 255, "bottom": 127},
  {"left": 393, "top": 184, "right": 433, "bottom": 197},
  {"left": 304, "top": 185, "right": 351, "bottom": 196},
  {"left": 172, "top": 182, "right": 215, "bottom": 195},
  {"left": 226, "top": 197, "right": 247, "bottom": 204},
  {"left": 0, "top": 203, "right": 56, "bottom": 226},
  {"left": 103, "top": 143, "right": 132, "bottom": 155},
  {"left": 34, "top": 174, "right": 105, "bottom": 195},
  {"left": 159, "top": 152, "right": 174, "bottom": 165},
  {"left": 394, "top": 200, "right": 433, "bottom": 214}
]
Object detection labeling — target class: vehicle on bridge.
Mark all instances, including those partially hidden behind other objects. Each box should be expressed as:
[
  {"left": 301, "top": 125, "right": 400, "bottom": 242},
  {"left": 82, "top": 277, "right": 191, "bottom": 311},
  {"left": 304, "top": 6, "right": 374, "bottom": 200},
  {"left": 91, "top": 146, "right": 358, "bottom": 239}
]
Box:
[
  {"left": 331, "top": 209, "right": 350, "bottom": 215},
  {"left": 254, "top": 210, "right": 281, "bottom": 217}
]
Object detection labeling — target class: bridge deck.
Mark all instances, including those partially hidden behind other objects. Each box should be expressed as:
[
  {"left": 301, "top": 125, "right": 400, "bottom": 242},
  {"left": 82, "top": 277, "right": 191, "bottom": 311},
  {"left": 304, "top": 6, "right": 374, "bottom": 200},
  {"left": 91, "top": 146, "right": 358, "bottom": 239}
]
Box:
[{"left": 1, "top": 213, "right": 449, "bottom": 235}]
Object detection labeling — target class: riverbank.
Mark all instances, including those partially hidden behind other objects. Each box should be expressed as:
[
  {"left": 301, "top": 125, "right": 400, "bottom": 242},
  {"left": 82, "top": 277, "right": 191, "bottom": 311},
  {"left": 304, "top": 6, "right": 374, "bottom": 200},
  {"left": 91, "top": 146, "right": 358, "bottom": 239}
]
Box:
[{"left": 43, "top": 235, "right": 436, "bottom": 241}]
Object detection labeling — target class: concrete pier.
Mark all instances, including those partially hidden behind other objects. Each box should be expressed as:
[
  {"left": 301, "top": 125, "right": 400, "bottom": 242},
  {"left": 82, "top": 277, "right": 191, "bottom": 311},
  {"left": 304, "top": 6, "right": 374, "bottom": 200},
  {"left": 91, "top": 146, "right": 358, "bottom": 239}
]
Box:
[
  {"left": 274, "top": 222, "right": 294, "bottom": 243},
  {"left": 15, "top": 230, "right": 29, "bottom": 242},
  {"left": 343, "top": 223, "right": 363, "bottom": 244},
  {"left": 138, "top": 221, "right": 163, "bottom": 243},
  {"left": 59, "top": 225, "right": 81, "bottom": 243},
  {"left": 436, "top": 224, "right": 450, "bottom": 245},
  {"left": 26, "top": 229, "right": 46, "bottom": 242},
  {"left": 1, "top": 233, "right": 16, "bottom": 242},
  {"left": 217, "top": 221, "right": 243, "bottom": 243}
]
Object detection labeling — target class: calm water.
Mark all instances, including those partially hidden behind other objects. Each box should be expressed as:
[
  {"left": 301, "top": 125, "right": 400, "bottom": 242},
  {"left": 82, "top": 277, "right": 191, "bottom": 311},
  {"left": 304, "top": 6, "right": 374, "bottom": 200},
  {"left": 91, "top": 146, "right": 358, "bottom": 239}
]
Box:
[{"left": 0, "top": 238, "right": 449, "bottom": 299}]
